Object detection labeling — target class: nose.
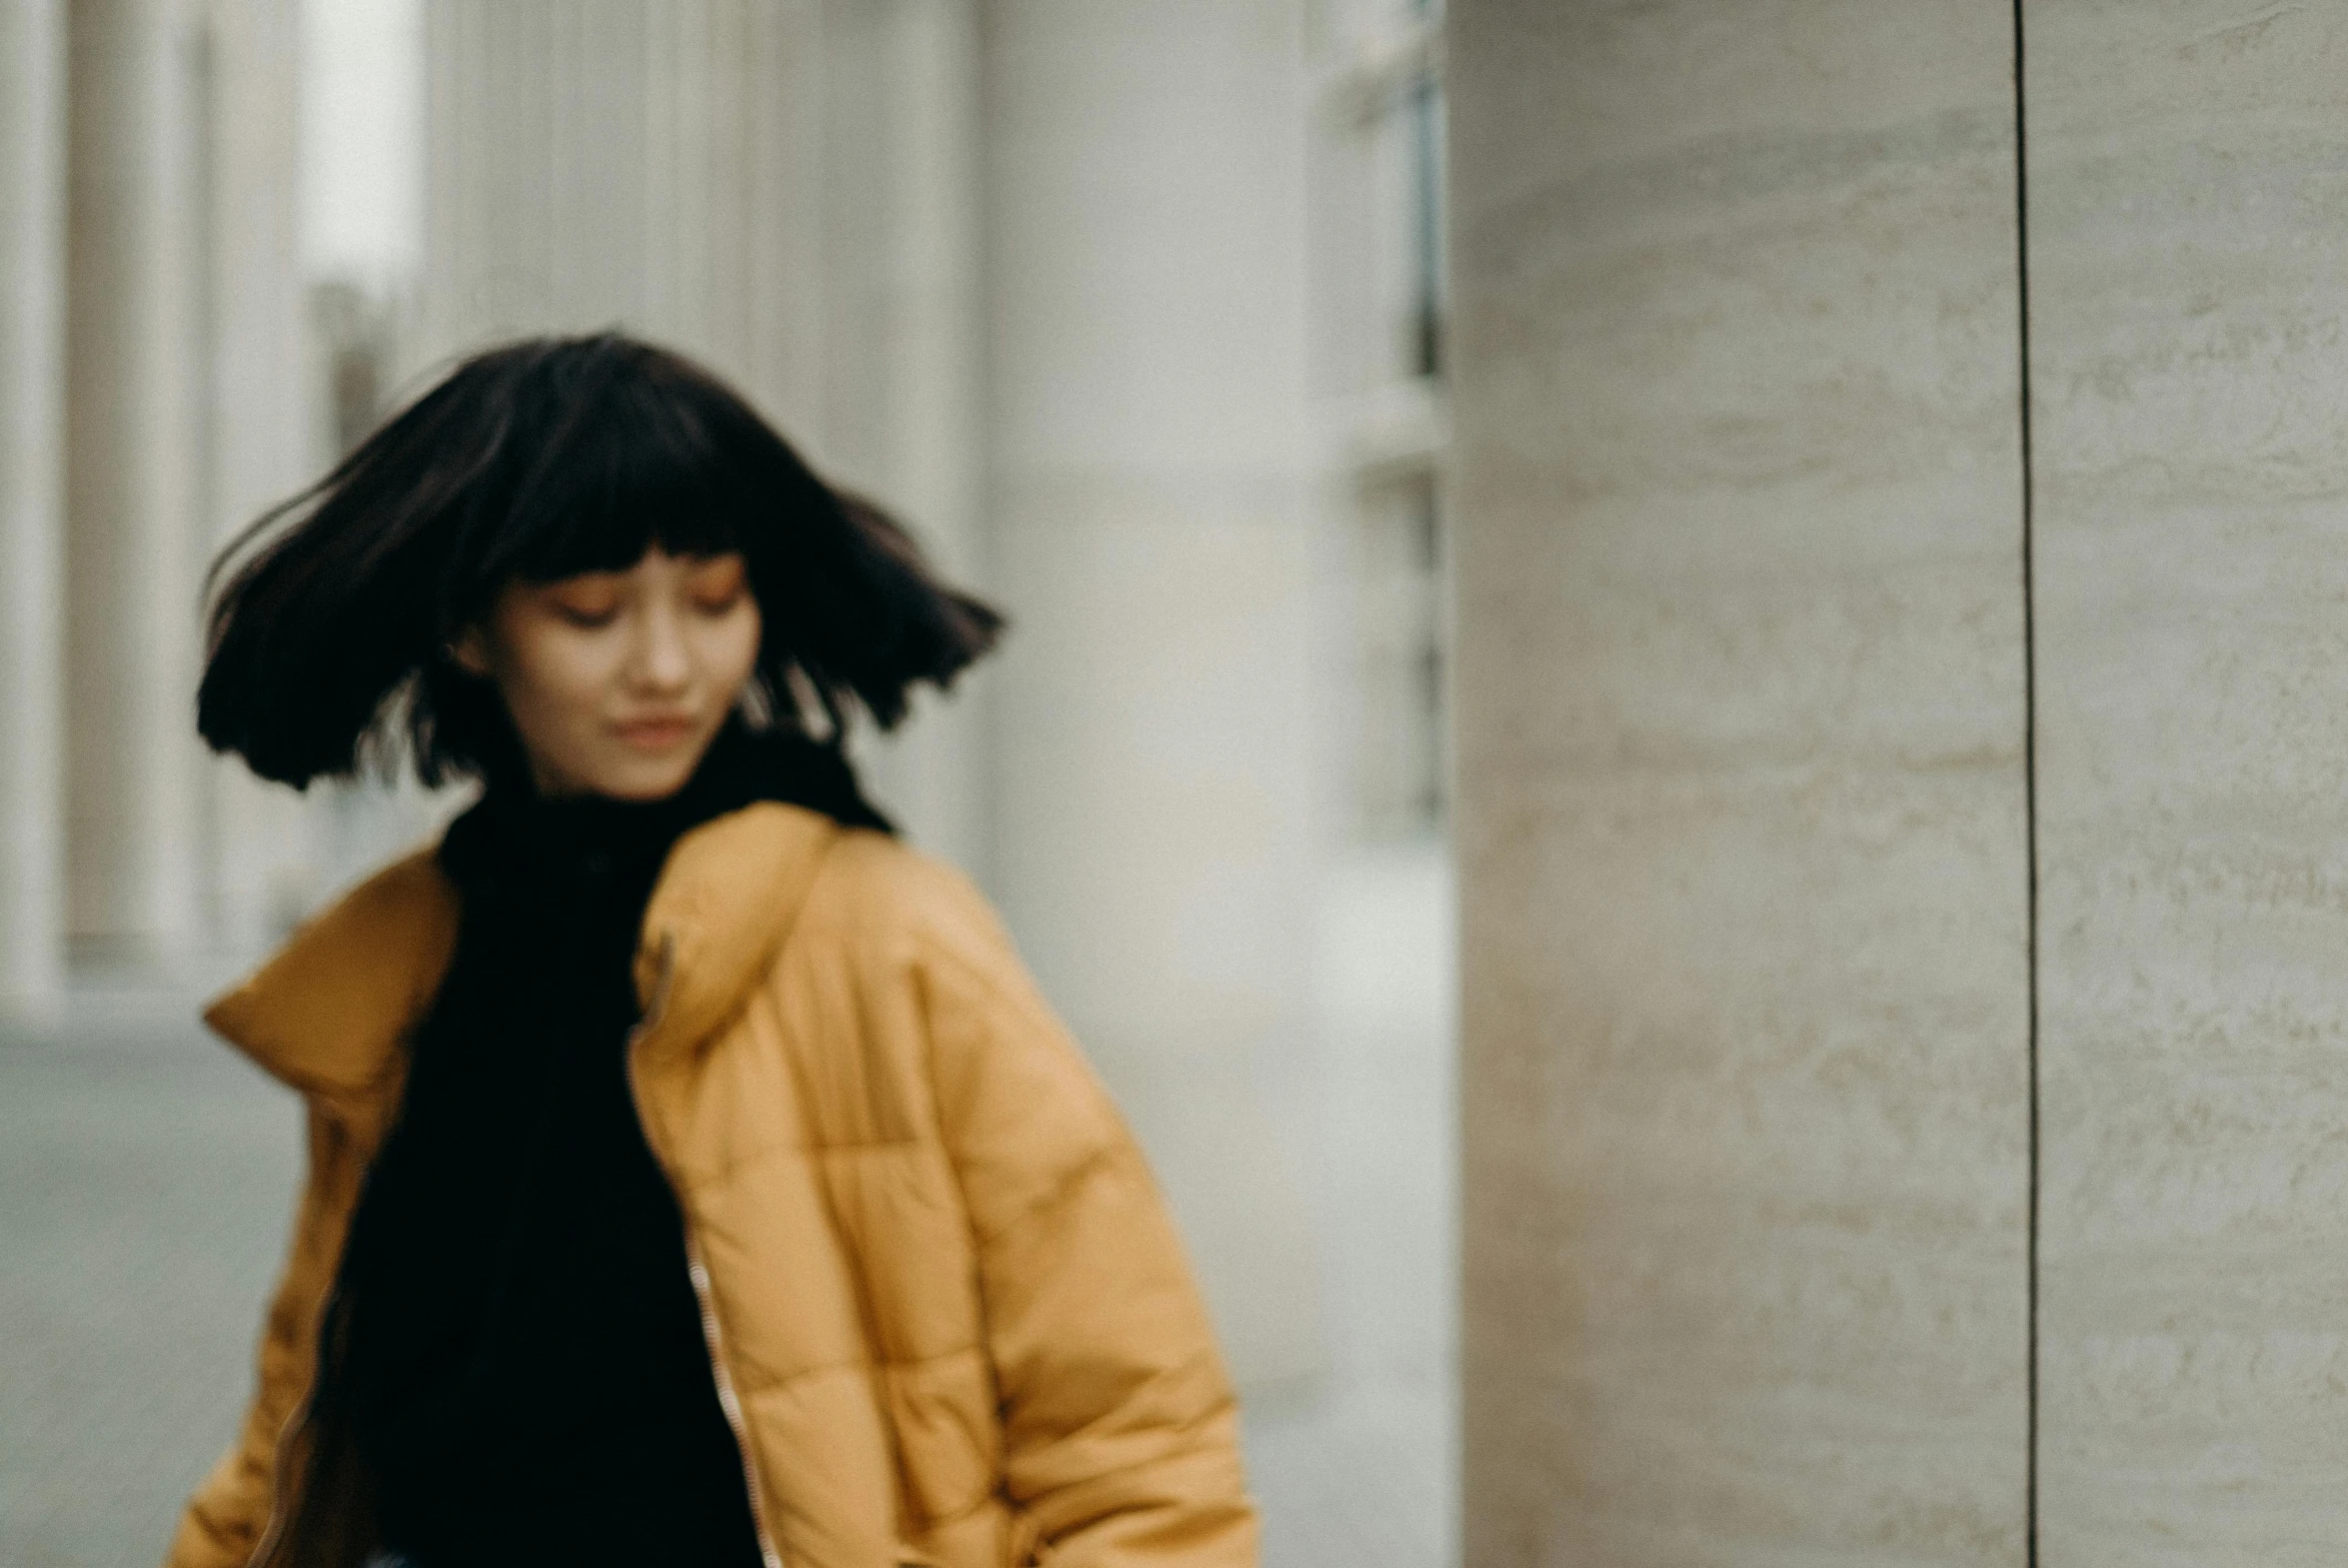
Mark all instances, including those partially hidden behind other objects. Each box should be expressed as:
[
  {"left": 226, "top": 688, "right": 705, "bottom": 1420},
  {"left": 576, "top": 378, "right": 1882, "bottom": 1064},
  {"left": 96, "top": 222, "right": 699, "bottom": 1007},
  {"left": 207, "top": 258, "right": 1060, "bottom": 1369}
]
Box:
[{"left": 629, "top": 600, "right": 692, "bottom": 693}]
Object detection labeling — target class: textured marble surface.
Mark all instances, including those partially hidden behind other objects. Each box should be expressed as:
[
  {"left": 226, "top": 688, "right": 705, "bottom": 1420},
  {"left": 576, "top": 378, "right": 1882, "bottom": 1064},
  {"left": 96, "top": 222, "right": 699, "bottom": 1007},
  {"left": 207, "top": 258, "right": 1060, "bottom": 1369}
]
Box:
[
  {"left": 1450, "top": 3, "right": 2031, "bottom": 1562},
  {"left": 2027, "top": 4, "right": 2348, "bottom": 1560}
]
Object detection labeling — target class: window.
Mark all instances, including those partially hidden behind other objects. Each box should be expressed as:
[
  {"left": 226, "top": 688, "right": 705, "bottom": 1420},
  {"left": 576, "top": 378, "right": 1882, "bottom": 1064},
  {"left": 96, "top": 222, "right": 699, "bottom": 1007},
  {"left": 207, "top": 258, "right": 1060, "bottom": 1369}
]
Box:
[
  {"left": 1354, "top": 468, "right": 1446, "bottom": 837},
  {"left": 1314, "top": 0, "right": 1448, "bottom": 842}
]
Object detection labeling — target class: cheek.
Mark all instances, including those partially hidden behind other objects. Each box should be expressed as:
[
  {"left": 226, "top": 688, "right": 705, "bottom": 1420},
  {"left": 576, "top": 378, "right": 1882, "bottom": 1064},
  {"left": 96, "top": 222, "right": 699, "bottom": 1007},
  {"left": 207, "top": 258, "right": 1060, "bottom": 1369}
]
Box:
[
  {"left": 710, "top": 607, "right": 763, "bottom": 696},
  {"left": 497, "top": 620, "right": 623, "bottom": 729}
]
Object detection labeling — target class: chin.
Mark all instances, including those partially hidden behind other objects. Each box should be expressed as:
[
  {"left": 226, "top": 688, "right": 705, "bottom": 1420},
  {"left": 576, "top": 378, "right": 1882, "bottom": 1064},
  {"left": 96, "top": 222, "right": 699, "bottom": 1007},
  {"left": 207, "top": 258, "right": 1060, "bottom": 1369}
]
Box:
[{"left": 590, "top": 755, "right": 702, "bottom": 801}]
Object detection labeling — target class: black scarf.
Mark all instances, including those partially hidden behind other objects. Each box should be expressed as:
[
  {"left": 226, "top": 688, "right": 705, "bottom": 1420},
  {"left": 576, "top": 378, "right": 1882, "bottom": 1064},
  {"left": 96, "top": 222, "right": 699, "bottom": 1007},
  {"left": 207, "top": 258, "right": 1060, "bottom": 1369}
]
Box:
[{"left": 317, "top": 721, "right": 883, "bottom": 1568}]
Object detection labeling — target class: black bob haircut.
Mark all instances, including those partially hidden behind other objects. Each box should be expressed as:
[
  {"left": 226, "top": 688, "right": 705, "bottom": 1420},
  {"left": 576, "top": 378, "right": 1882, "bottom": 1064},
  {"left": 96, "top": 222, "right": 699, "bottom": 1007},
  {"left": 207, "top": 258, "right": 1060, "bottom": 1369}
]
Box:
[{"left": 199, "top": 332, "right": 1003, "bottom": 789}]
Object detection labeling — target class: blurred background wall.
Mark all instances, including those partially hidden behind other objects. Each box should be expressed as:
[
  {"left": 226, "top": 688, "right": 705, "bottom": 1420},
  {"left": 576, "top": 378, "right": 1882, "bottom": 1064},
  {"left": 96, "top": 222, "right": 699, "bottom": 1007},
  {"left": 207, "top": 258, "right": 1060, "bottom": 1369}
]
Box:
[{"left": 0, "top": 1, "right": 1458, "bottom": 1564}]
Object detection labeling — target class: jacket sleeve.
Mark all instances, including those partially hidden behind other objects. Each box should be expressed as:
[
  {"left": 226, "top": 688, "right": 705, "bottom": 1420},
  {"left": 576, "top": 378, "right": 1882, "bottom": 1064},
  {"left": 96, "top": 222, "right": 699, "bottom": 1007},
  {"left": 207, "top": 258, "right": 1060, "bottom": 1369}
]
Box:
[
  {"left": 914, "top": 875, "right": 1258, "bottom": 1568},
  {"left": 163, "top": 1105, "right": 352, "bottom": 1568}
]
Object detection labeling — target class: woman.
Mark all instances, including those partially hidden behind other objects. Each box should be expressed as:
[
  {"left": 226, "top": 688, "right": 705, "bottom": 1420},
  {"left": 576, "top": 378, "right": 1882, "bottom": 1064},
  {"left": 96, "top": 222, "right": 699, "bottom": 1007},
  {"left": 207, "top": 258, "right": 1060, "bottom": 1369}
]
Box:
[{"left": 168, "top": 335, "right": 1256, "bottom": 1568}]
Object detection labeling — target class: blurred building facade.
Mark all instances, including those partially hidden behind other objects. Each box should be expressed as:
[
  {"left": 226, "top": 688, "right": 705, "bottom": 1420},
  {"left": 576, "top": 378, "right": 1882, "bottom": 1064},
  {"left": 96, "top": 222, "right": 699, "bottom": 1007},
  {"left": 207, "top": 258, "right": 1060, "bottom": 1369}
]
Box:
[
  {"left": 1, "top": 1, "right": 1458, "bottom": 1561},
  {"left": 2, "top": 0, "right": 316, "bottom": 997}
]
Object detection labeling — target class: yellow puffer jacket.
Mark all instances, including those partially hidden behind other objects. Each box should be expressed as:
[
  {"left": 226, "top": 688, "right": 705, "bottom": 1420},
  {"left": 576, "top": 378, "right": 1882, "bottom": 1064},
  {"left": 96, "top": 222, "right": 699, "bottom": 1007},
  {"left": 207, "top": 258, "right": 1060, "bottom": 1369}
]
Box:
[{"left": 164, "top": 802, "right": 1257, "bottom": 1568}]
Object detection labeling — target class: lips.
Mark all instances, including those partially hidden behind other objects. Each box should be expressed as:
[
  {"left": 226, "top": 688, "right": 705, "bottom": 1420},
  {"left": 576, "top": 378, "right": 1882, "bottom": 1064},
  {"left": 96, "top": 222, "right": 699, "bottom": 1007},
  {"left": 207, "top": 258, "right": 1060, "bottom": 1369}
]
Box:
[{"left": 613, "top": 716, "right": 698, "bottom": 750}]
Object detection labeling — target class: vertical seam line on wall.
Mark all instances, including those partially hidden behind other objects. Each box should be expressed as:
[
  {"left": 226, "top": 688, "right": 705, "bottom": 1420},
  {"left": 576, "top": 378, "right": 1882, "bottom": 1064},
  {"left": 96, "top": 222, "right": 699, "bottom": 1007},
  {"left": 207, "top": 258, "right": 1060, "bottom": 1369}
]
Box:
[{"left": 2012, "top": 1, "right": 2041, "bottom": 1562}]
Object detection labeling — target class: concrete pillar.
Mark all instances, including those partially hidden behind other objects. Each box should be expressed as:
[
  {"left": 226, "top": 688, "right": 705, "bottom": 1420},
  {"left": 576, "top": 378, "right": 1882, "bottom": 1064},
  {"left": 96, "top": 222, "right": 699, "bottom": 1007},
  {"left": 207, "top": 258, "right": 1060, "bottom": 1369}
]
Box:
[
  {"left": 202, "top": 0, "right": 314, "bottom": 957},
  {"left": 980, "top": 0, "right": 1326, "bottom": 1389},
  {"left": 822, "top": 0, "right": 988, "bottom": 872},
  {"left": 0, "top": 0, "right": 67, "bottom": 1013},
  {"left": 2027, "top": 5, "right": 2348, "bottom": 1558},
  {"left": 1451, "top": 2, "right": 2030, "bottom": 1561},
  {"left": 65, "top": 0, "right": 210, "bottom": 971}
]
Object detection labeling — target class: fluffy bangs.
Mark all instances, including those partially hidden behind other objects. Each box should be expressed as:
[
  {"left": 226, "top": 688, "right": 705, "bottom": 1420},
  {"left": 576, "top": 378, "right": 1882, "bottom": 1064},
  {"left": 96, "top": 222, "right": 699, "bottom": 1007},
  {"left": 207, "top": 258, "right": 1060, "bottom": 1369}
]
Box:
[{"left": 483, "top": 351, "right": 751, "bottom": 589}]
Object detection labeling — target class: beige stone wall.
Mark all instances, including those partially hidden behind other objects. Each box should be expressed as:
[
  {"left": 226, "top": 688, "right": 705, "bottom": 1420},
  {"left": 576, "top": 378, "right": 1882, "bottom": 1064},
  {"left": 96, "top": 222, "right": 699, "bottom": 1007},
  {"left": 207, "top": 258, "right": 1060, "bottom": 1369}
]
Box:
[
  {"left": 1450, "top": 2, "right": 2032, "bottom": 1561},
  {"left": 2027, "top": 5, "right": 2348, "bottom": 1560}
]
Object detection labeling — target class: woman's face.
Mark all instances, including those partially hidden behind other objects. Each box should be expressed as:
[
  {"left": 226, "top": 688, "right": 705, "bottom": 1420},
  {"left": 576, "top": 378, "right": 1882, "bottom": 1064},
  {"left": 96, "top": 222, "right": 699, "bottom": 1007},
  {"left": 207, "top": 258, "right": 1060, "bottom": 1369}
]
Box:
[{"left": 455, "top": 547, "right": 763, "bottom": 799}]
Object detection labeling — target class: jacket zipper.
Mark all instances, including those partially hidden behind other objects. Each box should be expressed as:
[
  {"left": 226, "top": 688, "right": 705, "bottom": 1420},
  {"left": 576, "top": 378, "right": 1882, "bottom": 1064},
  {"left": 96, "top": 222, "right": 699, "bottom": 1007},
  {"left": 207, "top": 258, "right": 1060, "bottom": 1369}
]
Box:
[
  {"left": 683, "top": 1232, "right": 786, "bottom": 1568},
  {"left": 626, "top": 931, "right": 789, "bottom": 1568}
]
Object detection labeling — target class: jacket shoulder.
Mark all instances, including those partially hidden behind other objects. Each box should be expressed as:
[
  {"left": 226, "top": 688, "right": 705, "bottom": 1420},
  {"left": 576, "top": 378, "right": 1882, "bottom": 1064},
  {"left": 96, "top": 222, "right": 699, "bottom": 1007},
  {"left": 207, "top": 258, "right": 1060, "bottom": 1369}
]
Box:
[
  {"left": 790, "top": 831, "right": 1092, "bottom": 1091},
  {"left": 790, "top": 830, "right": 1124, "bottom": 1166},
  {"left": 796, "top": 828, "right": 1016, "bottom": 971}
]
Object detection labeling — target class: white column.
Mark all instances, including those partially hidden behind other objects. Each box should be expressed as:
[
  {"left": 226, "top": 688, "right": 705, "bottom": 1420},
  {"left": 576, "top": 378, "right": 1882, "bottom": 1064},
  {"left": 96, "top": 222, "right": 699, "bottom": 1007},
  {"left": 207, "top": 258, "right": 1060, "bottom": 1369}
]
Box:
[
  {"left": 203, "top": 0, "right": 313, "bottom": 958},
  {"left": 980, "top": 0, "right": 1327, "bottom": 1389},
  {"left": 0, "top": 0, "right": 67, "bottom": 1014},
  {"left": 65, "top": 0, "right": 209, "bottom": 972},
  {"left": 826, "top": 0, "right": 988, "bottom": 868}
]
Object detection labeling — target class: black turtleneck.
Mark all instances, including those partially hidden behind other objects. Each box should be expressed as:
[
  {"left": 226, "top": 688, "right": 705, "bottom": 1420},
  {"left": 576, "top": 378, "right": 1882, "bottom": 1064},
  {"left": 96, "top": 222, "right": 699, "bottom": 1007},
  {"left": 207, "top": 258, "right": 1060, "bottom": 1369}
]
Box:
[{"left": 325, "top": 725, "right": 886, "bottom": 1568}]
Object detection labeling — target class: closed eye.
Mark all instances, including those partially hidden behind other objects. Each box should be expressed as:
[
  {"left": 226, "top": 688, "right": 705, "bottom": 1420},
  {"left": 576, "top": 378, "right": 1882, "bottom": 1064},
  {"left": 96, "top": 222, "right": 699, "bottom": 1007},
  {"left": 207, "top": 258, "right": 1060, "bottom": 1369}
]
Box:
[
  {"left": 686, "top": 560, "right": 750, "bottom": 615},
  {"left": 550, "top": 600, "right": 621, "bottom": 628}
]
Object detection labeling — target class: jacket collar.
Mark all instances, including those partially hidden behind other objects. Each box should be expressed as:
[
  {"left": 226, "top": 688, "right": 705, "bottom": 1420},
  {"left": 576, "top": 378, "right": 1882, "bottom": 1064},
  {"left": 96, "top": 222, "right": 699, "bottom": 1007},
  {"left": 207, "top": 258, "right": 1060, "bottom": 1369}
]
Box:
[
  {"left": 628, "top": 801, "right": 840, "bottom": 1061},
  {"left": 205, "top": 801, "right": 842, "bottom": 1104}
]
